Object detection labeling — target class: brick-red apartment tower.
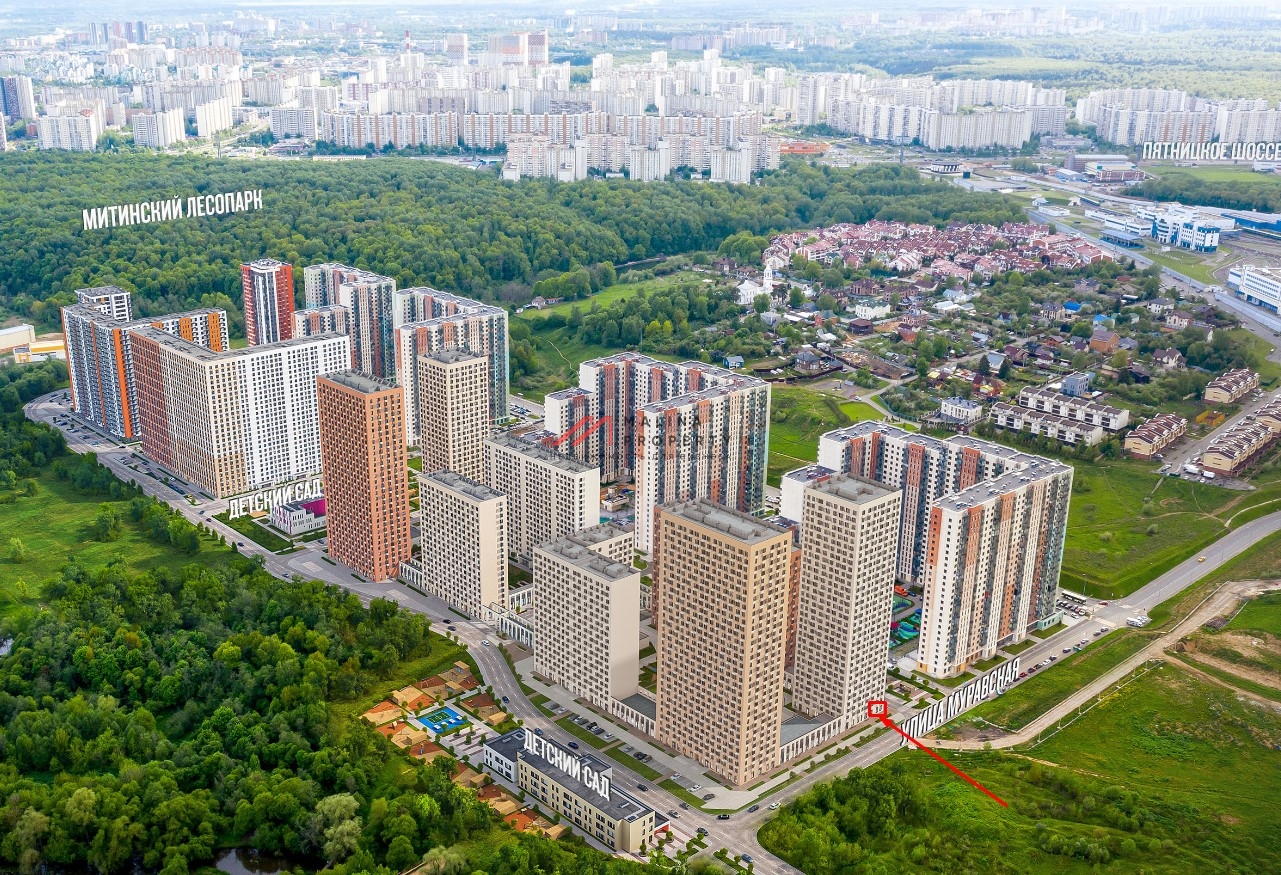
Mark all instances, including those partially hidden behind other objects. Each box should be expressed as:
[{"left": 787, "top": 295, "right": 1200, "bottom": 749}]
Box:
[
  {"left": 242, "top": 258, "right": 294, "bottom": 346},
  {"left": 317, "top": 371, "right": 412, "bottom": 582}
]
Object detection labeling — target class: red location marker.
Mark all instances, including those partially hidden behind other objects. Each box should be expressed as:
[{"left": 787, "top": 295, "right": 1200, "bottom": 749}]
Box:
[{"left": 866, "top": 700, "right": 1008, "bottom": 807}]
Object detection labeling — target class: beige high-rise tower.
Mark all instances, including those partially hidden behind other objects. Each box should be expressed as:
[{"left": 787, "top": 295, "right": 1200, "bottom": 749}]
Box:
[
  {"left": 791, "top": 474, "right": 901, "bottom": 731},
  {"left": 417, "top": 350, "right": 489, "bottom": 479},
  {"left": 418, "top": 470, "right": 508, "bottom": 620},
  {"left": 653, "top": 499, "right": 791, "bottom": 787}
]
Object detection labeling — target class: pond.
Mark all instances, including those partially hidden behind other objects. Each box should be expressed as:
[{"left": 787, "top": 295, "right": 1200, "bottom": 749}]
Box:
[{"left": 214, "top": 848, "right": 293, "bottom": 875}]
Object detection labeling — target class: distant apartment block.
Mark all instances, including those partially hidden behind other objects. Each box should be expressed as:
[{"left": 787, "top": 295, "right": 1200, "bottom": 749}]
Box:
[
  {"left": 317, "top": 372, "right": 411, "bottom": 582},
  {"left": 132, "top": 108, "right": 186, "bottom": 148},
  {"left": 1016, "top": 386, "right": 1130, "bottom": 431},
  {"left": 130, "top": 330, "right": 350, "bottom": 497},
  {"left": 293, "top": 305, "right": 350, "bottom": 338},
  {"left": 544, "top": 354, "right": 770, "bottom": 552},
  {"left": 394, "top": 288, "right": 510, "bottom": 440},
  {"left": 484, "top": 432, "right": 599, "bottom": 563}
]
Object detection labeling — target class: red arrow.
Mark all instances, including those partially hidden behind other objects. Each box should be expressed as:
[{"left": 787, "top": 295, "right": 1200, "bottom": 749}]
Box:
[{"left": 866, "top": 701, "right": 1008, "bottom": 807}]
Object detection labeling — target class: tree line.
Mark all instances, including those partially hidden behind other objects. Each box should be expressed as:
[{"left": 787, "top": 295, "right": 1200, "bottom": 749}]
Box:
[{"left": 0, "top": 153, "right": 1023, "bottom": 335}]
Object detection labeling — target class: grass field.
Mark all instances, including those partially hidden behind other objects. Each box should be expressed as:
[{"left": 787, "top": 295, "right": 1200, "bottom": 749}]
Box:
[
  {"left": 952, "top": 630, "right": 1149, "bottom": 733},
  {"left": 1146, "top": 163, "right": 1281, "bottom": 185},
  {"left": 1227, "top": 592, "right": 1281, "bottom": 637},
  {"left": 1061, "top": 458, "right": 1228, "bottom": 598},
  {"left": 1142, "top": 246, "right": 1225, "bottom": 287},
  {"left": 767, "top": 386, "right": 887, "bottom": 484},
  {"left": 0, "top": 472, "right": 224, "bottom": 617}
]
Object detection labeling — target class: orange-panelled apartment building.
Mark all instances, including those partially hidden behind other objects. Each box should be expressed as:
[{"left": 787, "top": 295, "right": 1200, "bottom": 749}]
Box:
[
  {"left": 317, "top": 370, "right": 412, "bottom": 582},
  {"left": 61, "top": 286, "right": 228, "bottom": 440},
  {"left": 816, "top": 423, "right": 1072, "bottom": 678},
  {"left": 242, "top": 258, "right": 294, "bottom": 346}
]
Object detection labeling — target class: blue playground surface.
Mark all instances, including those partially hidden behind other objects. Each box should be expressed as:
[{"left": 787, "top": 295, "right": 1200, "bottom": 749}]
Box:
[{"left": 421, "top": 706, "right": 468, "bottom": 733}]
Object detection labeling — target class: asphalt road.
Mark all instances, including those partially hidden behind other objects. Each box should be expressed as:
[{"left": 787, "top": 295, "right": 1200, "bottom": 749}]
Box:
[{"left": 24, "top": 389, "right": 1281, "bottom": 872}]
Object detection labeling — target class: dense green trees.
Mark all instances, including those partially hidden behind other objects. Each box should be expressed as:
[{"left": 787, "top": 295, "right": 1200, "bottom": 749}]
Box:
[
  {"left": 0, "top": 153, "right": 1022, "bottom": 334},
  {"left": 1137, "top": 172, "right": 1281, "bottom": 213}
]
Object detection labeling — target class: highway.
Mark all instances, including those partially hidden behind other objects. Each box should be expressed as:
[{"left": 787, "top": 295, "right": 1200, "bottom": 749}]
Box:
[{"left": 23, "top": 387, "right": 1281, "bottom": 871}]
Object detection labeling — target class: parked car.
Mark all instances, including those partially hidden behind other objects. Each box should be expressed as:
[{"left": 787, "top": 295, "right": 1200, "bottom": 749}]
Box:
[
  {"left": 697, "top": 827, "right": 708, "bottom": 835},
  {"left": 702, "top": 794, "right": 715, "bottom": 801},
  {"left": 717, "top": 814, "right": 731, "bottom": 820},
  {"left": 501, "top": 696, "right": 509, "bottom": 703},
  {"left": 668, "top": 810, "right": 680, "bottom": 818},
  {"left": 533, "top": 728, "right": 543, "bottom": 736},
  {"left": 679, "top": 802, "right": 690, "bottom": 810},
  {"left": 568, "top": 742, "right": 579, "bottom": 749},
  {"left": 747, "top": 805, "right": 759, "bottom": 813},
  {"left": 742, "top": 855, "right": 754, "bottom": 864}
]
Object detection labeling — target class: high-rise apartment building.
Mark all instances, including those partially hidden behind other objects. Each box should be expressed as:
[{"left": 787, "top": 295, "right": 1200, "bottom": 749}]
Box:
[
  {"left": 416, "top": 470, "right": 508, "bottom": 619},
  {"left": 292, "top": 305, "right": 350, "bottom": 338},
  {"left": 347, "top": 270, "right": 399, "bottom": 379},
  {"left": 61, "top": 287, "right": 228, "bottom": 440},
  {"left": 790, "top": 474, "right": 901, "bottom": 732},
  {"left": 242, "top": 258, "right": 294, "bottom": 346},
  {"left": 532, "top": 530, "right": 642, "bottom": 712},
  {"left": 394, "top": 288, "right": 509, "bottom": 440},
  {"left": 484, "top": 432, "right": 599, "bottom": 563},
  {"left": 317, "top": 371, "right": 411, "bottom": 582},
  {"left": 444, "top": 33, "right": 469, "bottom": 66},
  {"left": 653, "top": 500, "right": 791, "bottom": 787},
  {"left": 1, "top": 75, "right": 36, "bottom": 121},
  {"left": 418, "top": 350, "right": 489, "bottom": 480},
  {"left": 816, "top": 423, "right": 1072, "bottom": 677},
  {"left": 132, "top": 108, "right": 186, "bottom": 148},
  {"left": 36, "top": 109, "right": 102, "bottom": 151},
  {"left": 130, "top": 330, "right": 351, "bottom": 497},
  {"left": 303, "top": 262, "right": 356, "bottom": 308},
  {"left": 543, "top": 354, "right": 770, "bottom": 552}
]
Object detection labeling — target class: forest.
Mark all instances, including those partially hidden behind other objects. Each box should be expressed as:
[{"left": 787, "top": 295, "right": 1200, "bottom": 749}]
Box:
[
  {"left": 1136, "top": 171, "right": 1281, "bottom": 213},
  {"left": 0, "top": 152, "right": 1023, "bottom": 335},
  {"left": 0, "top": 388, "right": 662, "bottom": 875}
]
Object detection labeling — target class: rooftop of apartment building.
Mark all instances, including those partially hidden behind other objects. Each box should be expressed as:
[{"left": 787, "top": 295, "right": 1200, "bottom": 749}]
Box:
[
  {"left": 321, "top": 369, "right": 397, "bottom": 395},
  {"left": 536, "top": 538, "right": 636, "bottom": 581},
  {"left": 131, "top": 326, "right": 345, "bottom": 360},
  {"left": 1017, "top": 385, "right": 1125, "bottom": 415},
  {"left": 561, "top": 521, "right": 631, "bottom": 547},
  {"left": 808, "top": 472, "right": 899, "bottom": 505},
  {"left": 421, "top": 468, "right": 504, "bottom": 501},
  {"left": 486, "top": 431, "right": 596, "bottom": 473},
  {"left": 422, "top": 348, "right": 485, "bottom": 366},
  {"left": 661, "top": 498, "right": 784, "bottom": 545}
]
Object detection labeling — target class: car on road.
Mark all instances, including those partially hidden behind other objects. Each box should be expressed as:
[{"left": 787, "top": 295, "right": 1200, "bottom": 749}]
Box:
[
  {"left": 482, "top": 640, "right": 491, "bottom": 647},
  {"left": 679, "top": 802, "right": 690, "bottom": 810},
  {"left": 702, "top": 793, "right": 715, "bottom": 801},
  {"left": 501, "top": 696, "right": 509, "bottom": 703},
  {"left": 697, "top": 828, "right": 707, "bottom": 835},
  {"left": 716, "top": 814, "right": 731, "bottom": 821},
  {"left": 1099, "top": 601, "right": 1109, "bottom": 606},
  {"left": 568, "top": 741, "right": 579, "bottom": 749},
  {"left": 668, "top": 810, "right": 680, "bottom": 818},
  {"left": 742, "top": 855, "right": 754, "bottom": 864},
  {"left": 533, "top": 728, "right": 543, "bottom": 736},
  {"left": 1198, "top": 556, "right": 1207, "bottom": 562},
  {"left": 636, "top": 785, "right": 648, "bottom": 792},
  {"left": 1080, "top": 639, "right": 1089, "bottom": 645},
  {"left": 1063, "top": 647, "right": 1072, "bottom": 653},
  {"left": 769, "top": 802, "right": 780, "bottom": 810},
  {"left": 447, "top": 625, "right": 457, "bottom": 631},
  {"left": 747, "top": 805, "right": 759, "bottom": 813}
]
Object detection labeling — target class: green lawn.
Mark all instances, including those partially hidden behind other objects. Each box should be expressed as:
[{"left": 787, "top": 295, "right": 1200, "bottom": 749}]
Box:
[
  {"left": 0, "top": 472, "right": 225, "bottom": 617},
  {"left": 1142, "top": 246, "right": 1225, "bottom": 287},
  {"left": 1061, "top": 458, "right": 1230, "bottom": 598},
  {"left": 214, "top": 510, "right": 294, "bottom": 551},
  {"left": 1227, "top": 592, "right": 1281, "bottom": 637},
  {"left": 328, "top": 635, "right": 474, "bottom": 727},
  {"left": 521, "top": 274, "right": 699, "bottom": 319},
  {"left": 555, "top": 715, "right": 610, "bottom": 749},
  {"left": 953, "top": 630, "right": 1149, "bottom": 733},
  {"left": 767, "top": 387, "right": 890, "bottom": 483},
  {"left": 601, "top": 746, "right": 664, "bottom": 781}
]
